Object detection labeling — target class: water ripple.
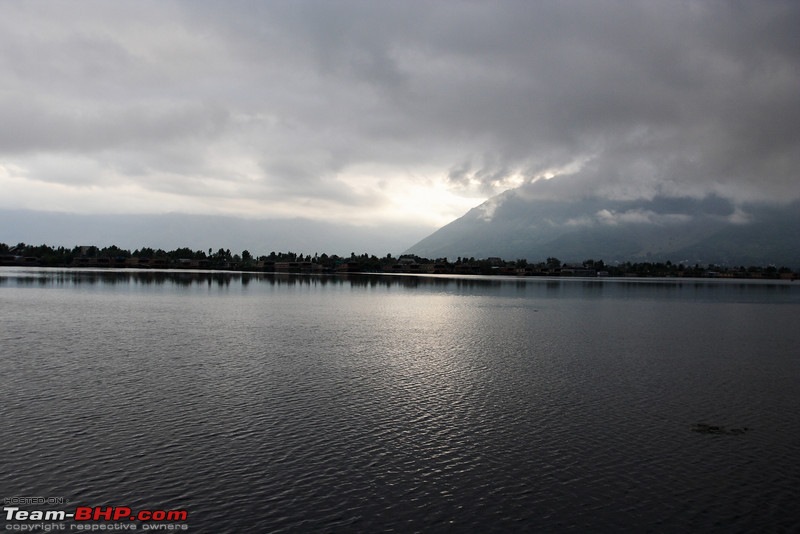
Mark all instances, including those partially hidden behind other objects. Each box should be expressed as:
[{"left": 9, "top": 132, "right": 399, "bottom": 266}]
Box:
[{"left": 1, "top": 272, "right": 799, "bottom": 531}]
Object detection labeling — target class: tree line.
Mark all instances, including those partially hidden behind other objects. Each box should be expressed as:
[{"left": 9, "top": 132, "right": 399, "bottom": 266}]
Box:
[{"left": 1, "top": 241, "right": 796, "bottom": 278}]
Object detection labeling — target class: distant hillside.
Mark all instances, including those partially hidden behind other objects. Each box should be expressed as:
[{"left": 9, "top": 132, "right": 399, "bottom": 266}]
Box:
[{"left": 405, "top": 182, "right": 800, "bottom": 267}]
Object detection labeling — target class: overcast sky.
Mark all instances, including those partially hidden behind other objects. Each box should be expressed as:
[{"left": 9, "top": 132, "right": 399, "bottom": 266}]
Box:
[{"left": 2, "top": 1, "right": 799, "bottom": 240}]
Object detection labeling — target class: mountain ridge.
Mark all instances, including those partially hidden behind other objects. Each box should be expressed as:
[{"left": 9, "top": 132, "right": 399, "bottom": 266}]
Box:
[{"left": 405, "top": 182, "right": 800, "bottom": 267}]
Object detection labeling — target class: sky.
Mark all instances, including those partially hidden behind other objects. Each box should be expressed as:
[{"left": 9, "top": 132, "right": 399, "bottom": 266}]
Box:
[{"left": 1, "top": 1, "right": 799, "bottom": 251}]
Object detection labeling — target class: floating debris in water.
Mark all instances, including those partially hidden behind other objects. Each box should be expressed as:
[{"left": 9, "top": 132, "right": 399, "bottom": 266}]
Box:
[{"left": 691, "top": 423, "right": 750, "bottom": 435}]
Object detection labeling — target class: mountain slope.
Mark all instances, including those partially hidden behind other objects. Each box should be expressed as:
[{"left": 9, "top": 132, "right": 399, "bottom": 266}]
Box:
[{"left": 405, "top": 183, "right": 800, "bottom": 267}]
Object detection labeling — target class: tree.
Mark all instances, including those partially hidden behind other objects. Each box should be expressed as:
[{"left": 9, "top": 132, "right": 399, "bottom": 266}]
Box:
[
  {"left": 210, "top": 248, "right": 236, "bottom": 264},
  {"left": 101, "top": 245, "right": 130, "bottom": 258}
]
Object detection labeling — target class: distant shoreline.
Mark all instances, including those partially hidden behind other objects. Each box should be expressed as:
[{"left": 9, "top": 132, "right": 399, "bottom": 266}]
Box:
[{"left": 1, "top": 241, "right": 797, "bottom": 280}]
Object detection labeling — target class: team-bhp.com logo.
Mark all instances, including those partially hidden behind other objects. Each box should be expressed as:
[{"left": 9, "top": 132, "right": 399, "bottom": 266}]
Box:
[{"left": 4, "top": 504, "right": 189, "bottom": 531}]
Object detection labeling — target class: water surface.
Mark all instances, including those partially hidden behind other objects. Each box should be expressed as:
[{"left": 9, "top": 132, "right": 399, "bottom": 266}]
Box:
[{"left": 2, "top": 268, "right": 799, "bottom": 532}]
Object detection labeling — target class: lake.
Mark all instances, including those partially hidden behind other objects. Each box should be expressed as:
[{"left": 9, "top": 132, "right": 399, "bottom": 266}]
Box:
[{"left": 1, "top": 268, "right": 799, "bottom": 532}]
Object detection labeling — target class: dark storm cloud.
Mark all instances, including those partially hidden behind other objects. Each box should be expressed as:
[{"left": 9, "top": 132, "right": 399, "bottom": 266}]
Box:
[
  {"left": 397, "top": 0, "right": 800, "bottom": 202},
  {"left": 1, "top": 0, "right": 799, "bottom": 225}
]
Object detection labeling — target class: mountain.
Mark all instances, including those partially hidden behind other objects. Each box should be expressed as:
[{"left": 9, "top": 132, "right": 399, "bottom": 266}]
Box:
[
  {"left": 0, "top": 209, "right": 430, "bottom": 257},
  {"left": 405, "top": 182, "right": 800, "bottom": 267}
]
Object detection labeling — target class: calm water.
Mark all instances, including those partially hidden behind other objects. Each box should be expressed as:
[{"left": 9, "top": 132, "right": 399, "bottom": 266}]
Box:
[{"left": 1, "top": 268, "right": 799, "bottom": 533}]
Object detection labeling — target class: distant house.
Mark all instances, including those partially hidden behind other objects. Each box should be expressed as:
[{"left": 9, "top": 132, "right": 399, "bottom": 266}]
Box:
[
  {"left": 383, "top": 264, "right": 406, "bottom": 273},
  {"left": 274, "top": 261, "right": 318, "bottom": 273},
  {"left": 0, "top": 255, "right": 38, "bottom": 266},
  {"left": 126, "top": 257, "right": 150, "bottom": 268},
  {"left": 175, "top": 258, "right": 211, "bottom": 269},
  {"left": 384, "top": 262, "right": 423, "bottom": 273},
  {"left": 560, "top": 264, "right": 597, "bottom": 277},
  {"left": 336, "top": 262, "right": 362, "bottom": 273}
]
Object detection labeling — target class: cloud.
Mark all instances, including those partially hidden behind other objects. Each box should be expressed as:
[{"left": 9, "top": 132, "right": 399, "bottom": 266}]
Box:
[
  {"left": 595, "top": 209, "right": 692, "bottom": 226},
  {"left": 1, "top": 0, "right": 799, "bottom": 245}
]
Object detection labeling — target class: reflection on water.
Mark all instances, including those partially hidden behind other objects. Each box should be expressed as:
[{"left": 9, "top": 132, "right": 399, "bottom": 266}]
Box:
[
  {"left": 0, "top": 268, "right": 515, "bottom": 289},
  {"left": 1, "top": 267, "right": 797, "bottom": 303}
]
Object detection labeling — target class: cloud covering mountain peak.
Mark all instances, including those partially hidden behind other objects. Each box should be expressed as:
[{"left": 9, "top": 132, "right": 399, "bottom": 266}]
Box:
[{"left": 406, "top": 179, "right": 800, "bottom": 266}]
